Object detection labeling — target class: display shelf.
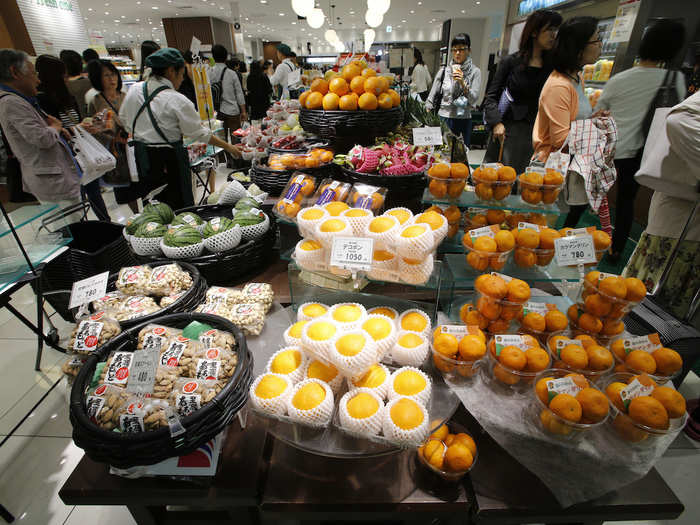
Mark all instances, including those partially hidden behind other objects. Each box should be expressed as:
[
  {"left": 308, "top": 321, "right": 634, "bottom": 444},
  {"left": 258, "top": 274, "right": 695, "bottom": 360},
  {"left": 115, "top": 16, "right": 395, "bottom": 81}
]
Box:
[
  {"left": 439, "top": 230, "right": 465, "bottom": 254},
  {"left": 445, "top": 253, "right": 585, "bottom": 286},
  {"left": 0, "top": 204, "right": 57, "bottom": 241},
  {"left": 0, "top": 238, "right": 72, "bottom": 290},
  {"left": 422, "top": 189, "right": 568, "bottom": 215}
]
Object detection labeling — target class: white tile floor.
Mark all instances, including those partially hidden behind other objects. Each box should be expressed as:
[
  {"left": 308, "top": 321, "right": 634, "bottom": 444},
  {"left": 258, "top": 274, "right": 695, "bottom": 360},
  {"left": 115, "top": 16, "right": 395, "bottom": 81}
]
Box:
[{"left": 1, "top": 166, "right": 698, "bottom": 525}]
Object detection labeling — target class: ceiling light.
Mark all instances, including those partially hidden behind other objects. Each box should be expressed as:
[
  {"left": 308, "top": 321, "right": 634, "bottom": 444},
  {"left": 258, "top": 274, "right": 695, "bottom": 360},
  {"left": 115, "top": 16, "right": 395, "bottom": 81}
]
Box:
[
  {"left": 367, "top": 0, "right": 390, "bottom": 15},
  {"left": 291, "top": 21, "right": 297, "bottom": 25},
  {"left": 88, "top": 8, "right": 92, "bottom": 11},
  {"left": 410, "top": 10, "right": 415, "bottom": 14},
  {"left": 152, "top": 6, "right": 159, "bottom": 9},
  {"left": 324, "top": 29, "right": 338, "bottom": 44},
  {"left": 279, "top": 13, "right": 285, "bottom": 16},
  {"left": 365, "top": 10, "right": 382, "bottom": 28},
  {"left": 306, "top": 8, "right": 325, "bottom": 29},
  {"left": 260, "top": 0, "right": 267, "bottom": 3},
  {"left": 401, "top": 19, "right": 406, "bottom": 22},
  {"left": 136, "top": 18, "right": 140, "bottom": 21},
  {"left": 104, "top": 11, "right": 109, "bottom": 15},
  {"left": 476, "top": 1, "right": 481, "bottom": 4},
  {"left": 291, "top": 0, "right": 314, "bottom": 17}
]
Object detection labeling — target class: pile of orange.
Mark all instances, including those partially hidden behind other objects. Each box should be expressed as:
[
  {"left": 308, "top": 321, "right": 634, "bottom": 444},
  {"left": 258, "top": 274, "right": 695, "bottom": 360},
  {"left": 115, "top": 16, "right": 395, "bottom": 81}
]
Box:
[
  {"left": 518, "top": 305, "right": 569, "bottom": 338},
  {"left": 512, "top": 226, "right": 561, "bottom": 268},
  {"left": 535, "top": 372, "right": 609, "bottom": 435},
  {"left": 427, "top": 163, "right": 469, "bottom": 200},
  {"left": 472, "top": 164, "right": 517, "bottom": 201},
  {"left": 610, "top": 339, "right": 682, "bottom": 378},
  {"left": 467, "top": 274, "right": 531, "bottom": 333},
  {"left": 432, "top": 325, "right": 487, "bottom": 377},
  {"left": 418, "top": 423, "right": 477, "bottom": 475},
  {"left": 488, "top": 336, "right": 551, "bottom": 386},
  {"left": 268, "top": 149, "right": 334, "bottom": 171},
  {"left": 423, "top": 205, "right": 461, "bottom": 238},
  {"left": 570, "top": 272, "right": 647, "bottom": 337},
  {"left": 300, "top": 62, "right": 400, "bottom": 111},
  {"left": 462, "top": 227, "right": 515, "bottom": 271},
  {"left": 548, "top": 333, "right": 615, "bottom": 375},
  {"left": 605, "top": 373, "right": 686, "bottom": 442},
  {"left": 274, "top": 175, "right": 317, "bottom": 218},
  {"left": 505, "top": 212, "right": 548, "bottom": 230},
  {"left": 518, "top": 168, "right": 565, "bottom": 205},
  {"left": 465, "top": 209, "right": 508, "bottom": 230}
]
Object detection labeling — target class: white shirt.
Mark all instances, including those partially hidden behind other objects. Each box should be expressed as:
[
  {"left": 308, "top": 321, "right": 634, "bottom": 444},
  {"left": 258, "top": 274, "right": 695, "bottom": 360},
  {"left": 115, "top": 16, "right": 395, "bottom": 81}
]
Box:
[
  {"left": 410, "top": 63, "right": 432, "bottom": 94},
  {"left": 210, "top": 63, "right": 246, "bottom": 117},
  {"left": 596, "top": 67, "right": 686, "bottom": 159},
  {"left": 120, "top": 77, "right": 212, "bottom": 145},
  {"left": 269, "top": 58, "right": 300, "bottom": 99}
]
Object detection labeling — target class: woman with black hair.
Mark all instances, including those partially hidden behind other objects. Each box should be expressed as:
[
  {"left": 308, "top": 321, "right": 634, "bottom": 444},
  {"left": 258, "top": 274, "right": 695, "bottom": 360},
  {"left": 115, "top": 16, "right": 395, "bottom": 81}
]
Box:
[
  {"left": 483, "top": 9, "right": 562, "bottom": 173},
  {"left": 139, "top": 40, "right": 160, "bottom": 81},
  {"left": 120, "top": 48, "right": 241, "bottom": 209},
  {"left": 178, "top": 50, "right": 197, "bottom": 107},
  {"left": 87, "top": 59, "right": 140, "bottom": 214},
  {"left": 246, "top": 60, "right": 273, "bottom": 120},
  {"left": 410, "top": 48, "right": 432, "bottom": 101},
  {"left": 533, "top": 16, "right": 603, "bottom": 227},
  {"left": 35, "top": 54, "right": 111, "bottom": 221},
  {"left": 597, "top": 19, "right": 687, "bottom": 261},
  {"left": 426, "top": 33, "right": 482, "bottom": 146},
  {"left": 61, "top": 49, "right": 91, "bottom": 116}
]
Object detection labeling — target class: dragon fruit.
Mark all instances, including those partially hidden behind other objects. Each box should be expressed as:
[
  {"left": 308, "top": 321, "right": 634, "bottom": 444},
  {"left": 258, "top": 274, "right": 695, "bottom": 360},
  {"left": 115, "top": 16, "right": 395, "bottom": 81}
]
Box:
[
  {"left": 356, "top": 148, "right": 380, "bottom": 173},
  {"left": 380, "top": 163, "right": 416, "bottom": 175}
]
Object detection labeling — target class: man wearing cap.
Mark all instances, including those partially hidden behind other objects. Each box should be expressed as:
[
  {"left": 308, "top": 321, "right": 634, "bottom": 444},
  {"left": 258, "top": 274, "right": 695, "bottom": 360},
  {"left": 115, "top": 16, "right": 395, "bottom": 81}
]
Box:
[
  {"left": 270, "top": 43, "right": 303, "bottom": 100},
  {"left": 120, "top": 48, "right": 241, "bottom": 209}
]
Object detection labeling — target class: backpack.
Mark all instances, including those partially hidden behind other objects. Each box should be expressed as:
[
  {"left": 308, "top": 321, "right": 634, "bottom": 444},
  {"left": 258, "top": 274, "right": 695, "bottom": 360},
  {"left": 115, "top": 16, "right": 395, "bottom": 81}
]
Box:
[
  {"left": 211, "top": 67, "right": 227, "bottom": 112},
  {"left": 640, "top": 70, "right": 680, "bottom": 148}
]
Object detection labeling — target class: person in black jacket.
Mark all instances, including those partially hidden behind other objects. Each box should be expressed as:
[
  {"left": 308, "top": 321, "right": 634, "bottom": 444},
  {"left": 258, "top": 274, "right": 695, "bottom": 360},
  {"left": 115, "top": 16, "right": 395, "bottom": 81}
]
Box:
[
  {"left": 247, "top": 60, "right": 272, "bottom": 120},
  {"left": 483, "top": 9, "right": 562, "bottom": 174},
  {"left": 178, "top": 50, "right": 197, "bottom": 107}
]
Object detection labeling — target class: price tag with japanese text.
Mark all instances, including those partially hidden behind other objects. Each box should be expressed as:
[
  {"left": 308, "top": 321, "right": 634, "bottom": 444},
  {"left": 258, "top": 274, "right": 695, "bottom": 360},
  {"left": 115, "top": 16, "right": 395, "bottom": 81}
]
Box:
[
  {"left": 330, "top": 237, "right": 374, "bottom": 271},
  {"left": 69, "top": 271, "right": 109, "bottom": 309},
  {"left": 126, "top": 348, "right": 159, "bottom": 394},
  {"left": 554, "top": 234, "right": 596, "bottom": 266},
  {"left": 412, "top": 126, "right": 443, "bottom": 146}
]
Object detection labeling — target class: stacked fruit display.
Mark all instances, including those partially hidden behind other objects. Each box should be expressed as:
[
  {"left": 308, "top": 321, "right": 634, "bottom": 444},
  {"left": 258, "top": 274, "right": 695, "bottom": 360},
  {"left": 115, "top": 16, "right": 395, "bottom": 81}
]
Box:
[
  {"left": 264, "top": 148, "right": 335, "bottom": 171},
  {"left": 459, "top": 273, "right": 532, "bottom": 334},
  {"left": 461, "top": 226, "right": 515, "bottom": 271},
  {"left": 485, "top": 332, "right": 552, "bottom": 392},
  {"left": 426, "top": 162, "right": 470, "bottom": 200},
  {"left": 334, "top": 141, "right": 436, "bottom": 175},
  {"left": 471, "top": 163, "right": 518, "bottom": 202},
  {"left": 299, "top": 61, "right": 400, "bottom": 111},
  {"left": 424, "top": 205, "right": 461, "bottom": 239},
  {"left": 516, "top": 302, "right": 569, "bottom": 344},
  {"left": 431, "top": 325, "right": 487, "bottom": 381}
]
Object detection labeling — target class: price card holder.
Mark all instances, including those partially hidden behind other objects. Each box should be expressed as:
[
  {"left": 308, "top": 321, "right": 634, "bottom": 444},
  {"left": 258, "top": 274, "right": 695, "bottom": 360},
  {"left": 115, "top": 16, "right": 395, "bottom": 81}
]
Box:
[
  {"left": 70, "top": 271, "right": 110, "bottom": 310},
  {"left": 330, "top": 237, "right": 374, "bottom": 275},
  {"left": 554, "top": 234, "right": 596, "bottom": 280},
  {"left": 412, "top": 127, "right": 443, "bottom": 147}
]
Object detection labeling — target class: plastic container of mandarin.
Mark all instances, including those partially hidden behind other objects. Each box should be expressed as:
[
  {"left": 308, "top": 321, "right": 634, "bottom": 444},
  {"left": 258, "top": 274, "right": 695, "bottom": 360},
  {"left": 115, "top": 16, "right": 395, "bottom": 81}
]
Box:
[
  {"left": 473, "top": 290, "right": 526, "bottom": 333},
  {"left": 516, "top": 168, "right": 565, "bottom": 207},
  {"left": 430, "top": 345, "right": 485, "bottom": 383},
  {"left": 609, "top": 343, "right": 681, "bottom": 386},
  {"left": 426, "top": 175, "right": 468, "bottom": 201},
  {"left": 484, "top": 347, "right": 546, "bottom": 394},
  {"left": 470, "top": 163, "right": 516, "bottom": 203},
  {"left": 601, "top": 372, "right": 688, "bottom": 447},
  {"left": 566, "top": 314, "right": 617, "bottom": 347},
  {"left": 463, "top": 244, "right": 513, "bottom": 272},
  {"left": 579, "top": 279, "right": 638, "bottom": 319},
  {"left": 273, "top": 173, "right": 318, "bottom": 220},
  {"left": 512, "top": 246, "right": 555, "bottom": 268},
  {"left": 530, "top": 368, "right": 609, "bottom": 441},
  {"left": 416, "top": 421, "right": 478, "bottom": 481},
  {"left": 545, "top": 331, "right": 614, "bottom": 382}
]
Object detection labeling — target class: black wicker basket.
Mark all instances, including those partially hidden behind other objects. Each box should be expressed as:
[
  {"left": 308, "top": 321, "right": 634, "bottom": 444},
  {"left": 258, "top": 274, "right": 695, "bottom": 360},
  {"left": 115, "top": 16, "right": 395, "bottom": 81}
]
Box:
[
  {"left": 133, "top": 209, "right": 278, "bottom": 287},
  {"left": 250, "top": 163, "right": 294, "bottom": 197},
  {"left": 69, "top": 312, "right": 253, "bottom": 468},
  {"left": 266, "top": 138, "right": 331, "bottom": 155},
  {"left": 337, "top": 165, "right": 427, "bottom": 213},
  {"left": 299, "top": 107, "right": 403, "bottom": 142}
]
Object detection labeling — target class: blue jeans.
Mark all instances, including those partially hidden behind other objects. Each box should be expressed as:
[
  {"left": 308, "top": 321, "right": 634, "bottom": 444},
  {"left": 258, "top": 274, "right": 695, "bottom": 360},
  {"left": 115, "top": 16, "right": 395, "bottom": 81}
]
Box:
[{"left": 441, "top": 117, "right": 472, "bottom": 147}]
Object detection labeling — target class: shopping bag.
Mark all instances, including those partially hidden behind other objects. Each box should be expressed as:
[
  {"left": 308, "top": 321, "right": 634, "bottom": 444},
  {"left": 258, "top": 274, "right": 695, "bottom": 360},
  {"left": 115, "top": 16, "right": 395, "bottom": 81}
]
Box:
[
  {"left": 126, "top": 142, "right": 139, "bottom": 182},
  {"left": 72, "top": 125, "right": 116, "bottom": 186}
]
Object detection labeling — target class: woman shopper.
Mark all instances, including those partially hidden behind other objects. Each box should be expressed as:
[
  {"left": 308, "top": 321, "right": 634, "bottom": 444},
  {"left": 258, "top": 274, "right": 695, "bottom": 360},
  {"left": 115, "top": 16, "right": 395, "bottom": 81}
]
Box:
[
  {"left": 410, "top": 48, "right": 432, "bottom": 101},
  {"left": 87, "top": 59, "right": 140, "bottom": 215},
  {"left": 139, "top": 40, "right": 160, "bottom": 81},
  {"left": 596, "top": 19, "right": 686, "bottom": 261},
  {"left": 60, "top": 49, "right": 92, "bottom": 117},
  {"left": 35, "top": 54, "right": 111, "bottom": 221},
  {"left": 533, "top": 16, "right": 604, "bottom": 227},
  {"left": 246, "top": 60, "right": 272, "bottom": 120},
  {"left": 177, "top": 50, "right": 198, "bottom": 107},
  {"left": 212, "top": 44, "right": 247, "bottom": 142},
  {"left": 426, "top": 33, "right": 482, "bottom": 146},
  {"left": 483, "top": 9, "right": 562, "bottom": 174},
  {"left": 119, "top": 48, "right": 242, "bottom": 210}
]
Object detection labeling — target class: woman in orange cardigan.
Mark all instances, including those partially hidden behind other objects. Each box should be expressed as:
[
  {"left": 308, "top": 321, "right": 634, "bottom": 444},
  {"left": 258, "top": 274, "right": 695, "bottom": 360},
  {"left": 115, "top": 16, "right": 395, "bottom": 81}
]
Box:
[{"left": 533, "top": 16, "right": 607, "bottom": 227}]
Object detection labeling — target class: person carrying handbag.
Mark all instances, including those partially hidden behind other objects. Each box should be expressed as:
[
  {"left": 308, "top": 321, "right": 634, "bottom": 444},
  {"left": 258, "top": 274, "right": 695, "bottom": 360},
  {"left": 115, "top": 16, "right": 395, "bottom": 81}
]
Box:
[{"left": 483, "top": 9, "right": 561, "bottom": 174}]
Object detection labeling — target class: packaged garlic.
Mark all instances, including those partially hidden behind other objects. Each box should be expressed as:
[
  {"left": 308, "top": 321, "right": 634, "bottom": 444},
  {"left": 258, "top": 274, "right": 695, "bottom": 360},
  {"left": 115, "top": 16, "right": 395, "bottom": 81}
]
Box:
[
  {"left": 137, "top": 324, "right": 182, "bottom": 351},
  {"left": 169, "top": 378, "right": 223, "bottom": 416},
  {"left": 144, "top": 263, "right": 193, "bottom": 297},
  {"left": 68, "top": 312, "right": 121, "bottom": 355},
  {"left": 115, "top": 266, "right": 152, "bottom": 295}
]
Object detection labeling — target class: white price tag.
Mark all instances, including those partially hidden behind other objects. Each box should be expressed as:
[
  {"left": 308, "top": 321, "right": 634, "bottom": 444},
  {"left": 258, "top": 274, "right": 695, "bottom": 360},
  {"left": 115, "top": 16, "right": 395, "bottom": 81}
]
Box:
[
  {"left": 412, "top": 126, "right": 443, "bottom": 146},
  {"left": 330, "top": 237, "right": 374, "bottom": 271},
  {"left": 554, "top": 234, "right": 596, "bottom": 266},
  {"left": 620, "top": 379, "right": 654, "bottom": 409},
  {"left": 623, "top": 334, "right": 662, "bottom": 354},
  {"left": 518, "top": 222, "right": 540, "bottom": 232},
  {"left": 546, "top": 377, "right": 582, "bottom": 401},
  {"left": 126, "top": 348, "right": 159, "bottom": 394},
  {"left": 493, "top": 334, "right": 527, "bottom": 354},
  {"left": 69, "top": 271, "right": 109, "bottom": 309}
]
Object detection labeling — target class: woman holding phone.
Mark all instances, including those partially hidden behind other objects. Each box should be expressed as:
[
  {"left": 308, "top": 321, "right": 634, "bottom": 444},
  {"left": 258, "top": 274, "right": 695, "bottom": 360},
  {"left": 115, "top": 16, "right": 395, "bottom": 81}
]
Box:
[{"left": 426, "top": 33, "right": 482, "bottom": 146}]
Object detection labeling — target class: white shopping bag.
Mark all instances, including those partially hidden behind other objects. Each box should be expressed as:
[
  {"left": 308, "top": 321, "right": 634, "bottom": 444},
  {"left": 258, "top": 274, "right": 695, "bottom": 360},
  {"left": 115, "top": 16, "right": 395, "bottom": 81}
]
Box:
[
  {"left": 126, "top": 141, "right": 139, "bottom": 182},
  {"left": 72, "top": 125, "right": 117, "bottom": 186}
]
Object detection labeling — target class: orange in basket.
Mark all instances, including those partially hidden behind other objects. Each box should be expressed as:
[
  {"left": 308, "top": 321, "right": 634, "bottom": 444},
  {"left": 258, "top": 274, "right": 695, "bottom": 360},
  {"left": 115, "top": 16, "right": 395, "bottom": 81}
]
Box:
[{"left": 549, "top": 393, "right": 582, "bottom": 422}]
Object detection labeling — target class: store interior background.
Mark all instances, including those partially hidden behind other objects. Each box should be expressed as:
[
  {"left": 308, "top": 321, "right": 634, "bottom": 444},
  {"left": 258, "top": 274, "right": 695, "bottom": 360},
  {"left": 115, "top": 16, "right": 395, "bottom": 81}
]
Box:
[{"left": 0, "top": 0, "right": 699, "bottom": 524}]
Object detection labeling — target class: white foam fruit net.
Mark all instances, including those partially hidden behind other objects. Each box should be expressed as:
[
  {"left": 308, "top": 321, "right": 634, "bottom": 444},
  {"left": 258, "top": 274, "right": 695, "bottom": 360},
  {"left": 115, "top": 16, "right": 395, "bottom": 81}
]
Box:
[
  {"left": 240, "top": 213, "right": 270, "bottom": 241},
  {"left": 382, "top": 396, "right": 430, "bottom": 446},
  {"left": 160, "top": 240, "right": 204, "bottom": 259},
  {"left": 388, "top": 366, "right": 432, "bottom": 406},
  {"left": 416, "top": 214, "right": 448, "bottom": 248},
  {"left": 249, "top": 373, "right": 293, "bottom": 416},
  {"left": 367, "top": 306, "right": 399, "bottom": 326},
  {"left": 301, "top": 319, "right": 341, "bottom": 362},
  {"left": 294, "top": 240, "right": 326, "bottom": 270},
  {"left": 130, "top": 235, "right": 163, "bottom": 256},
  {"left": 399, "top": 255, "right": 434, "bottom": 285},
  {"left": 286, "top": 378, "right": 335, "bottom": 427},
  {"left": 297, "top": 207, "right": 329, "bottom": 238},
  {"left": 390, "top": 330, "right": 430, "bottom": 367},
  {"left": 338, "top": 387, "right": 385, "bottom": 436},
  {"left": 203, "top": 225, "right": 242, "bottom": 253},
  {"left": 382, "top": 207, "right": 415, "bottom": 226},
  {"left": 218, "top": 180, "right": 247, "bottom": 204},
  {"left": 265, "top": 346, "right": 308, "bottom": 384},
  {"left": 315, "top": 218, "right": 351, "bottom": 249},
  {"left": 361, "top": 314, "right": 398, "bottom": 361},
  {"left": 367, "top": 251, "right": 399, "bottom": 282},
  {"left": 340, "top": 208, "right": 375, "bottom": 236},
  {"left": 282, "top": 324, "right": 304, "bottom": 347},
  {"left": 363, "top": 215, "right": 400, "bottom": 251},
  {"left": 395, "top": 224, "right": 434, "bottom": 260},
  {"left": 297, "top": 302, "right": 330, "bottom": 322},
  {"left": 301, "top": 359, "right": 344, "bottom": 394},
  {"left": 398, "top": 308, "right": 432, "bottom": 337},
  {"left": 327, "top": 302, "right": 368, "bottom": 332},
  {"left": 347, "top": 363, "right": 391, "bottom": 401},
  {"left": 327, "top": 329, "right": 378, "bottom": 378}
]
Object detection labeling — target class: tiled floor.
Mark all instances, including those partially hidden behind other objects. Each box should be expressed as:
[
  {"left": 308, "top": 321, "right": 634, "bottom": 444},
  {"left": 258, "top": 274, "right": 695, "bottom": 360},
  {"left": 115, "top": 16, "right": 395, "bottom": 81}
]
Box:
[{"left": 1, "top": 162, "right": 698, "bottom": 525}]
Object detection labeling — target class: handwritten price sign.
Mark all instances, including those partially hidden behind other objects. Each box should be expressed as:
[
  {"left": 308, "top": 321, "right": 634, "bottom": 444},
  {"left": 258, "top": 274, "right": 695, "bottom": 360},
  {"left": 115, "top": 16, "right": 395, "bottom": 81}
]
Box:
[
  {"left": 330, "top": 237, "right": 374, "bottom": 271},
  {"left": 69, "top": 271, "right": 109, "bottom": 309},
  {"left": 554, "top": 234, "right": 596, "bottom": 266},
  {"left": 412, "top": 126, "right": 443, "bottom": 146}
]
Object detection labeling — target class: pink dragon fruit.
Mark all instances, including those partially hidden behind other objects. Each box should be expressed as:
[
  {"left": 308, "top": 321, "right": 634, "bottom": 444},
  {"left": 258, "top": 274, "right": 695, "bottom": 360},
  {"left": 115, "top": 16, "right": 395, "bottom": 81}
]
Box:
[
  {"left": 348, "top": 145, "right": 364, "bottom": 169},
  {"left": 380, "top": 163, "right": 416, "bottom": 175},
  {"left": 412, "top": 151, "right": 429, "bottom": 168},
  {"left": 356, "top": 148, "right": 380, "bottom": 173}
]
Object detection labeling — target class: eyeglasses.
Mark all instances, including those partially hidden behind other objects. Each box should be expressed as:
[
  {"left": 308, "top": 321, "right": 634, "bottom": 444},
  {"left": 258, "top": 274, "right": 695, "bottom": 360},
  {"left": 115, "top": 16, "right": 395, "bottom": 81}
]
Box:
[{"left": 452, "top": 47, "right": 468, "bottom": 53}]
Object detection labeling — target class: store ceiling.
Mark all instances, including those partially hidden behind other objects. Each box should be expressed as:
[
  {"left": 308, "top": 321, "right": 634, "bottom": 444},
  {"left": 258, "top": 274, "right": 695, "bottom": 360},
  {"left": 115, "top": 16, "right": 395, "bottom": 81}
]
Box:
[{"left": 78, "top": 0, "right": 505, "bottom": 50}]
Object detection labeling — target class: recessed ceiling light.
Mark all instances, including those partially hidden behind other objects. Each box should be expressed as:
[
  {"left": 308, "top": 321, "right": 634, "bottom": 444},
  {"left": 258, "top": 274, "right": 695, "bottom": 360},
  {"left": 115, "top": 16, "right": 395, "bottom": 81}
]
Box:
[
  {"left": 105, "top": 11, "right": 109, "bottom": 15},
  {"left": 260, "top": 0, "right": 267, "bottom": 3},
  {"left": 476, "top": 1, "right": 481, "bottom": 4},
  {"left": 410, "top": 10, "right": 414, "bottom": 14},
  {"left": 279, "top": 12, "right": 284, "bottom": 16},
  {"left": 418, "top": 1, "right": 422, "bottom": 4},
  {"left": 461, "top": 9, "right": 465, "bottom": 13},
  {"left": 114, "top": 20, "right": 120, "bottom": 23},
  {"left": 292, "top": 21, "right": 296, "bottom": 24},
  {"left": 88, "top": 8, "right": 92, "bottom": 11},
  {"left": 152, "top": 6, "right": 158, "bottom": 9},
  {"left": 136, "top": 18, "right": 140, "bottom": 21},
  {"left": 402, "top": 19, "right": 406, "bottom": 22}
]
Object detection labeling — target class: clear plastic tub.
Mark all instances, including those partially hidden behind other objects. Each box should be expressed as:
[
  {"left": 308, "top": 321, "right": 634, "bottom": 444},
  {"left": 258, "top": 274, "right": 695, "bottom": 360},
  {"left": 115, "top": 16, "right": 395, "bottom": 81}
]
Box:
[
  {"left": 601, "top": 372, "right": 688, "bottom": 446},
  {"left": 517, "top": 169, "right": 565, "bottom": 207},
  {"left": 470, "top": 163, "right": 516, "bottom": 202},
  {"left": 484, "top": 344, "right": 546, "bottom": 394},
  {"left": 430, "top": 345, "right": 484, "bottom": 382},
  {"left": 579, "top": 279, "right": 637, "bottom": 320},
  {"left": 426, "top": 175, "right": 467, "bottom": 201},
  {"left": 530, "top": 368, "right": 609, "bottom": 440},
  {"left": 545, "top": 330, "right": 614, "bottom": 382},
  {"left": 416, "top": 421, "right": 478, "bottom": 481},
  {"left": 464, "top": 244, "right": 513, "bottom": 272},
  {"left": 513, "top": 246, "right": 555, "bottom": 268},
  {"left": 609, "top": 346, "right": 681, "bottom": 386}
]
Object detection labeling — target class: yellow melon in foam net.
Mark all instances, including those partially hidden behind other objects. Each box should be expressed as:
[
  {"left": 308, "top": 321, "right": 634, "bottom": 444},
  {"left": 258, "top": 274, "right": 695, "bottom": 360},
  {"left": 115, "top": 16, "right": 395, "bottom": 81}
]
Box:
[
  {"left": 345, "top": 208, "right": 371, "bottom": 218},
  {"left": 291, "top": 382, "right": 326, "bottom": 410},
  {"left": 347, "top": 392, "right": 380, "bottom": 419},
  {"left": 306, "top": 360, "right": 338, "bottom": 383},
  {"left": 335, "top": 333, "right": 367, "bottom": 356},
  {"left": 401, "top": 225, "right": 428, "bottom": 238},
  {"left": 362, "top": 317, "right": 392, "bottom": 341},
  {"left": 389, "top": 397, "right": 424, "bottom": 430},
  {"left": 320, "top": 219, "right": 347, "bottom": 232},
  {"left": 301, "top": 303, "right": 327, "bottom": 318},
  {"left": 369, "top": 216, "right": 396, "bottom": 233},
  {"left": 393, "top": 369, "right": 427, "bottom": 396},
  {"left": 398, "top": 332, "right": 423, "bottom": 348},
  {"left": 255, "top": 374, "right": 288, "bottom": 399},
  {"left": 368, "top": 307, "right": 397, "bottom": 320},
  {"left": 332, "top": 304, "right": 363, "bottom": 323},
  {"left": 299, "top": 240, "right": 322, "bottom": 251},
  {"left": 288, "top": 321, "right": 308, "bottom": 339},
  {"left": 401, "top": 311, "right": 428, "bottom": 333},
  {"left": 386, "top": 208, "right": 412, "bottom": 224},
  {"left": 324, "top": 201, "right": 350, "bottom": 216},
  {"left": 307, "top": 321, "right": 337, "bottom": 341},
  {"left": 270, "top": 349, "right": 303, "bottom": 374},
  {"left": 353, "top": 364, "right": 387, "bottom": 389},
  {"left": 300, "top": 208, "right": 325, "bottom": 221}
]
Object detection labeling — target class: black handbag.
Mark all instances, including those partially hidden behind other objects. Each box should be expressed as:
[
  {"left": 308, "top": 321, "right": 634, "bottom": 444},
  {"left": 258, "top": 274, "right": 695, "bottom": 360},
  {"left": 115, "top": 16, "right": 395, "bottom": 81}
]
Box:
[
  {"left": 430, "top": 66, "right": 447, "bottom": 115},
  {"left": 640, "top": 69, "right": 680, "bottom": 145}
]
